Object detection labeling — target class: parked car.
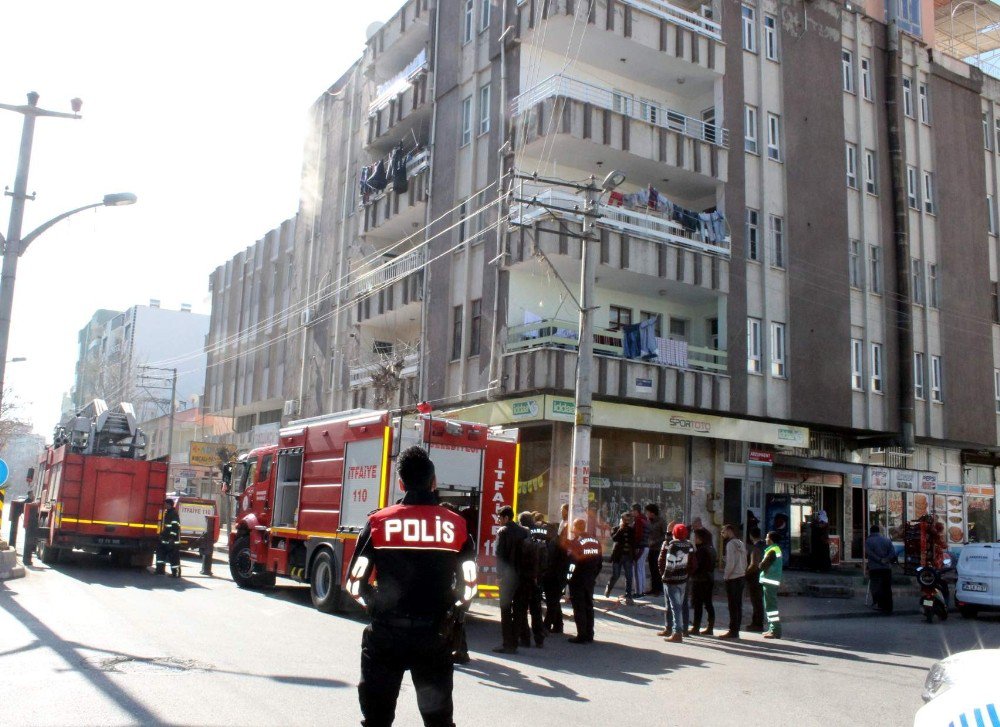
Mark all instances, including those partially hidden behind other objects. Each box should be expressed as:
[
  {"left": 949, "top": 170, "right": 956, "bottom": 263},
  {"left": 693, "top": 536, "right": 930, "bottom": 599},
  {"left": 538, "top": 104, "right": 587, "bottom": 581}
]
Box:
[
  {"left": 954, "top": 543, "right": 1000, "bottom": 618},
  {"left": 914, "top": 649, "right": 1000, "bottom": 726}
]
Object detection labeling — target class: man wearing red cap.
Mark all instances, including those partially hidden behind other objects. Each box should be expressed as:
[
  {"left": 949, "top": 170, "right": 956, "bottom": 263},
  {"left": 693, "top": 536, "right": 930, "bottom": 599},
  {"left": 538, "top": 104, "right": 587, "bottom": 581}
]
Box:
[{"left": 658, "top": 523, "right": 694, "bottom": 643}]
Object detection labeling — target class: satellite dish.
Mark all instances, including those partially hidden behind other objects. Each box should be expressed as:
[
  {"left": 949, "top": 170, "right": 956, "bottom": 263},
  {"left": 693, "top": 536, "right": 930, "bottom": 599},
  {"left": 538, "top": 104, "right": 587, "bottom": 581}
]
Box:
[{"left": 366, "top": 21, "right": 385, "bottom": 40}]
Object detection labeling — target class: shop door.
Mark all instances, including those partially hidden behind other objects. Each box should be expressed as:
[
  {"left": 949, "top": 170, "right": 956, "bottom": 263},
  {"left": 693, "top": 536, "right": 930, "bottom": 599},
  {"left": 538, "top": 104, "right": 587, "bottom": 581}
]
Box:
[
  {"left": 723, "top": 478, "right": 743, "bottom": 530},
  {"left": 851, "top": 488, "right": 865, "bottom": 561}
]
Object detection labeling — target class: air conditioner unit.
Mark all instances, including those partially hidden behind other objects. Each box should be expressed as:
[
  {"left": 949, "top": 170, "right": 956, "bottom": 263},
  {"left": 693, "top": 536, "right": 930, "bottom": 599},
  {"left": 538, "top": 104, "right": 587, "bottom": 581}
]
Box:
[
  {"left": 300, "top": 308, "right": 313, "bottom": 326},
  {"left": 283, "top": 399, "right": 299, "bottom": 417}
]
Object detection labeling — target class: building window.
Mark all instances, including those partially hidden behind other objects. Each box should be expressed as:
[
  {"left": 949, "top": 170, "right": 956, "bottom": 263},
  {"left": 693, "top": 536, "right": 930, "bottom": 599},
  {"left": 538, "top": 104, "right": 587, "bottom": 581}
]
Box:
[
  {"left": 669, "top": 317, "right": 689, "bottom": 341},
  {"left": 851, "top": 338, "right": 864, "bottom": 390},
  {"left": 994, "top": 370, "right": 1000, "bottom": 413},
  {"left": 451, "top": 305, "right": 463, "bottom": 360},
  {"left": 744, "top": 105, "right": 758, "bottom": 154},
  {"left": 468, "top": 298, "right": 482, "bottom": 356},
  {"left": 767, "top": 113, "right": 782, "bottom": 161},
  {"left": 995, "top": 118, "right": 1000, "bottom": 152},
  {"left": 871, "top": 343, "right": 883, "bottom": 393},
  {"left": 986, "top": 113, "right": 993, "bottom": 151},
  {"left": 912, "top": 258, "right": 925, "bottom": 305},
  {"left": 923, "top": 172, "right": 935, "bottom": 214},
  {"left": 864, "top": 150, "right": 878, "bottom": 195},
  {"left": 742, "top": 5, "right": 757, "bottom": 53},
  {"left": 478, "top": 84, "right": 491, "bottom": 135},
  {"left": 746, "top": 208, "right": 760, "bottom": 261},
  {"left": 861, "top": 58, "right": 874, "bottom": 101},
  {"left": 919, "top": 82, "right": 930, "bottom": 124},
  {"left": 906, "top": 166, "right": 919, "bottom": 209},
  {"left": 769, "top": 214, "right": 785, "bottom": 269},
  {"left": 989, "top": 195, "right": 997, "bottom": 234},
  {"left": 902, "top": 78, "right": 913, "bottom": 118},
  {"left": 770, "top": 322, "right": 786, "bottom": 377},
  {"left": 464, "top": 0, "right": 474, "bottom": 43},
  {"left": 849, "top": 239, "right": 863, "bottom": 288},
  {"left": 928, "top": 263, "right": 939, "bottom": 308},
  {"left": 993, "top": 282, "right": 1000, "bottom": 323},
  {"left": 461, "top": 95, "right": 473, "bottom": 146},
  {"left": 870, "top": 245, "right": 883, "bottom": 294},
  {"left": 842, "top": 50, "right": 855, "bottom": 93},
  {"left": 747, "top": 318, "right": 762, "bottom": 373},
  {"left": 764, "top": 14, "right": 779, "bottom": 60},
  {"left": 609, "top": 304, "right": 632, "bottom": 331},
  {"left": 931, "top": 355, "right": 943, "bottom": 402},
  {"left": 846, "top": 144, "right": 858, "bottom": 188},
  {"left": 479, "top": 0, "right": 491, "bottom": 31},
  {"left": 896, "top": 0, "right": 922, "bottom": 36},
  {"left": 914, "top": 352, "right": 925, "bottom": 399}
]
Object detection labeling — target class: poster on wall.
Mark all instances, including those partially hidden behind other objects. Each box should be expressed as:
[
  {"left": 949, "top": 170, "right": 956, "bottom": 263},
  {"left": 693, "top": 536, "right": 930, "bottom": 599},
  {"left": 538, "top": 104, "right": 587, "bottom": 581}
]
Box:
[
  {"left": 890, "top": 470, "right": 918, "bottom": 491},
  {"left": 919, "top": 472, "right": 938, "bottom": 492},
  {"left": 764, "top": 493, "right": 792, "bottom": 558},
  {"left": 866, "top": 466, "right": 890, "bottom": 490}
]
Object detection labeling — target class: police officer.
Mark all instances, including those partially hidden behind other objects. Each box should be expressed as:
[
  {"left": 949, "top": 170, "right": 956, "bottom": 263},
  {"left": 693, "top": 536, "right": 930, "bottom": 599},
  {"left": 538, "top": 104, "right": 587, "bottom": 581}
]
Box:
[
  {"left": 542, "top": 518, "right": 568, "bottom": 634},
  {"left": 520, "top": 512, "right": 548, "bottom": 648},
  {"left": 156, "top": 498, "right": 182, "bottom": 577},
  {"left": 347, "top": 446, "right": 476, "bottom": 727},
  {"left": 566, "top": 517, "right": 603, "bottom": 644}
]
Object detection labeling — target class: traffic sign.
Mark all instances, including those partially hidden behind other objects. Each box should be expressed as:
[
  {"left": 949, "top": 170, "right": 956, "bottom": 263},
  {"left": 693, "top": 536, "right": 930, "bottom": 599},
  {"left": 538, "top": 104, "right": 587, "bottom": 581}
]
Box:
[{"left": 0, "top": 459, "right": 9, "bottom": 487}]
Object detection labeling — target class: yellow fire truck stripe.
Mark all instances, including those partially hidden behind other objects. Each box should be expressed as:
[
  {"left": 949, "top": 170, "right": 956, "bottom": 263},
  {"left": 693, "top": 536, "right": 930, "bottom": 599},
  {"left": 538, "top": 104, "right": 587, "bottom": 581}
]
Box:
[
  {"left": 379, "top": 426, "right": 391, "bottom": 509},
  {"left": 59, "top": 517, "right": 159, "bottom": 530},
  {"left": 270, "top": 527, "right": 359, "bottom": 540}
]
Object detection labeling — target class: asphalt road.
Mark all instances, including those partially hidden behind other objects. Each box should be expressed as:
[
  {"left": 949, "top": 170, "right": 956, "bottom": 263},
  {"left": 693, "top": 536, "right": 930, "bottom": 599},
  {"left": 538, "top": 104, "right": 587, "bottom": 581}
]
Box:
[{"left": 2, "top": 548, "right": 998, "bottom": 727}]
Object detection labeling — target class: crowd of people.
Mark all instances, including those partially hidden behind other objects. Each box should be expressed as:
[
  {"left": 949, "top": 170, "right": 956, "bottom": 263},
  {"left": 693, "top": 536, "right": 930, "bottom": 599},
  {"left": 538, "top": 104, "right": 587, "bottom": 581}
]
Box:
[{"left": 491, "top": 501, "right": 786, "bottom": 654}]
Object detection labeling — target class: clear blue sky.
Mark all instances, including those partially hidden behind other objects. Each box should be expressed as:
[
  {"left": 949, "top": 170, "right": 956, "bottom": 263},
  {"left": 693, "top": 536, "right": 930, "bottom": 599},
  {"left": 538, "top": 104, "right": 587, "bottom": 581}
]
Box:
[{"left": 0, "top": 0, "right": 403, "bottom": 435}]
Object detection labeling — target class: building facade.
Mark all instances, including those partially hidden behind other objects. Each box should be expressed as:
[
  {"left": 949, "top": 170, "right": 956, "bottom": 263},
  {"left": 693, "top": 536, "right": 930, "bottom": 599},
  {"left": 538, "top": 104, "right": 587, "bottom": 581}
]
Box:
[{"left": 209, "top": 0, "right": 1000, "bottom": 561}]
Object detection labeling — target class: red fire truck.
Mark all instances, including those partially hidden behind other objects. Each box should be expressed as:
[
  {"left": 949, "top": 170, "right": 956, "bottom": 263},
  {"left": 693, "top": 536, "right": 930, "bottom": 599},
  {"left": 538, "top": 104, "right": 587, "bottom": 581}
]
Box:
[
  {"left": 26, "top": 401, "right": 167, "bottom": 566},
  {"left": 226, "top": 408, "right": 519, "bottom": 612}
]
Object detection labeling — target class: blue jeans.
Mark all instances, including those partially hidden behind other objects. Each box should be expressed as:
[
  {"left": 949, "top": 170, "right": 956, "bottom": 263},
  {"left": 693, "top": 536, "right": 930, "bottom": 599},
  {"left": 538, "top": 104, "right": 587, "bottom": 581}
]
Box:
[
  {"left": 607, "top": 555, "right": 635, "bottom": 597},
  {"left": 665, "top": 583, "right": 689, "bottom": 634}
]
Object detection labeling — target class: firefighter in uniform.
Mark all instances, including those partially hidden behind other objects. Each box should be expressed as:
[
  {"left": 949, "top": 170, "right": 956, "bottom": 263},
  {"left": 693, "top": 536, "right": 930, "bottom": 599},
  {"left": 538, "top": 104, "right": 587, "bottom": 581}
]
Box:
[
  {"left": 347, "top": 446, "right": 476, "bottom": 727},
  {"left": 156, "top": 498, "right": 182, "bottom": 577},
  {"left": 566, "top": 517, "right": 603, "bottom": 644},
  {"left": 759, "top": 530, "right": 783, "bottom": 639}
]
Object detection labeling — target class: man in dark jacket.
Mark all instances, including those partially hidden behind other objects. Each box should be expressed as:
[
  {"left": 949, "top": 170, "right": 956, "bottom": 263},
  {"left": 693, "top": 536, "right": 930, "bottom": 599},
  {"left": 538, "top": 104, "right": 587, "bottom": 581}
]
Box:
[
  {"left": 745, "top": 526, "right": 766, "bottom": 632},
  {"left": 865, "top": 524, "right": 896, "bottom": 614},
  {"left": 520, "top": 512, "right": 547, "bottom": 648},
  {"left": 155, "top": 498, "right": 182, "bottom": 577},
  {"left": 567, "top": 518, "right": 603, "bottom": 644},
  {"left": 643, "top": 504, "right": 666, "bottom": 596},
  {"left": 543, "top": 519, "right": 568, "bottom": 634},
  {"left": 346, "top": 446, "right": 477, "bottom": 727},
  {"left": 494, "top": 505, "right": 529, "bottom": 654},
  {"left": 659, "top": 523, "right": 694, "bottom": 642}
]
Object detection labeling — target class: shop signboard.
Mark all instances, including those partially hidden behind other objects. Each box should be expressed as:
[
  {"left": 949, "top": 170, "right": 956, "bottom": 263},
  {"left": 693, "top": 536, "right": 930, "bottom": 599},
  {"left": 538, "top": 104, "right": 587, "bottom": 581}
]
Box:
[
  {"left": 250, "top": 423, "right": 280, "bottom": 448},
  {"left": 748, "top": 449, "right": 773, "bottom": 466},
  {"left": 965, "top": 484, "right": 995, "bottom": 497},
  {"left": 549, "top": 397, "right": 576, "bottom": 422},
  {"left": 850, "top": 473, "right": 864, "bottom": 488},
  {"left": 662, "top": 481, "right": 683, "bottom": 492},
  {"left": 764, "top": 493, "right": 792, "bottom": 557},
  {"left": 890, "top": 469, "right": 918, "bottom": 492},
  {"left": 866, "top": 466, "right": 890, "bottom": 490},
  {"left": 919, "top": 472, "right": 938, "bottom": 492},
  {"left": 189, "top": 441, "right": 237, "bottom": 470}
]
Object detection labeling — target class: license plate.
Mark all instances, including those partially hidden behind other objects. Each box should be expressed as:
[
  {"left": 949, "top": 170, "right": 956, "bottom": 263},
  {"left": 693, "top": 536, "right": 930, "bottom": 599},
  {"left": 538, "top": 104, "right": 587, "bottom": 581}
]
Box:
[
  {"left": 922, "top": 599, "right": 934, "bottom": 607},
  {"left": 962, "top": 582, "right": 988, "bottom": 592},
  {"left": 96, "top": 537, "right": 123, "bottom": 546}
]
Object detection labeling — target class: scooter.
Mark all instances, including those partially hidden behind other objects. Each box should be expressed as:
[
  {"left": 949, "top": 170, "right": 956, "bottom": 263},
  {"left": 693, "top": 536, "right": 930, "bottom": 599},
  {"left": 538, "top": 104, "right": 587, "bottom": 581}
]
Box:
[{"left": 916, "top": 566, "right": 949, "bottom": 623}]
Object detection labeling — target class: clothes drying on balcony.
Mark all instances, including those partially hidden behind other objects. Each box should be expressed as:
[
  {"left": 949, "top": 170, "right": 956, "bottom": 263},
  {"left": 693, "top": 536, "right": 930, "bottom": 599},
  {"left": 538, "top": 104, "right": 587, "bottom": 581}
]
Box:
[
  {"left": 656, "top": 337, "right": 689, "bottom": 368},
  {"left": 610, "top": 185, "right": 729, "bottom": 243},
  {"left": 621, "top": 319, "right": 658, "bottom": 361},
  {"left": 359, "top": 142, "right": 418, "bottom": 205}
]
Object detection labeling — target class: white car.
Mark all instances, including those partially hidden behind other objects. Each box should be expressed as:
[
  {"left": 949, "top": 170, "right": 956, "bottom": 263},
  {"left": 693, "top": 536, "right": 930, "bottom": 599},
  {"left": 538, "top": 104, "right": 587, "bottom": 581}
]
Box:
[
  {"left": 915, "top": 649, "right": 1000, "bottom": 727},
  {"left": 955, "top": 543, "right": 1000, "bottom": 618}
]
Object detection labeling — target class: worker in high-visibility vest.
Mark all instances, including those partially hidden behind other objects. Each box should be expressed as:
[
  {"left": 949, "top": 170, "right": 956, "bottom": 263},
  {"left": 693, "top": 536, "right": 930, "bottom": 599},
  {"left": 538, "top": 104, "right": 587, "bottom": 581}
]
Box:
[{"left": 759, "top": 531, "right": 783, "bottom": 639}]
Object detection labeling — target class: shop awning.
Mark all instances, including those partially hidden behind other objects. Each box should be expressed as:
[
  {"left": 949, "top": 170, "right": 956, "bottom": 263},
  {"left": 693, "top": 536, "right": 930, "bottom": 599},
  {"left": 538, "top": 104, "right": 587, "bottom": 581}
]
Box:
[{"left": 445, "top": 394, "right": 809, "bottom": 449}]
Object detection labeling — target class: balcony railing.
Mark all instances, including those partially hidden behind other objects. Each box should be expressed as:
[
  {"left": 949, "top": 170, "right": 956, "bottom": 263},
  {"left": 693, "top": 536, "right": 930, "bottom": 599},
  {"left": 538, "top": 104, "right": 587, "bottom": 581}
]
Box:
[
  {"left": 511, "top": 75, "right": 727, "bottom": 148},
  {"left": 511, "top": 188, "right": 730, "bottom": 256},
  {"left": 369, "top": 49, "right": 428, "bottom": 116},
  {"left": 354, "top": 248, "right": 425, "bottom": 295},
  {"left": 350, "top": 351, "right": 420, "bottom": 389},
  {"left": 506, "top": 317, "right": 727, "bottom": 373},
  {"left": 516, "top": 0, "right": 721, "bottom": 41}
]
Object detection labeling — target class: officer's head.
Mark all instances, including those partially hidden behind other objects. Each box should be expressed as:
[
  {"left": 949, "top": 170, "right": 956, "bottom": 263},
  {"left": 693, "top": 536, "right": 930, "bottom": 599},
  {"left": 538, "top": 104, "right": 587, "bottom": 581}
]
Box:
[
  {"left": 518, "top": 511, "right": 534, "bottom": 527},
  {"left": 164, "top": 498, "right": 176, "bottom": 510},
  {"left": 498, "top": 505, "right": 514, "bottom": 525},
  {"left": 869, "top": 524, "right": 881, "bottom": 535},
  {"left": 396, "top": 446, "right": 436, "bottom": 493},
  {"left": 572, "top": 518, "right": 587, "bottom": 535}
]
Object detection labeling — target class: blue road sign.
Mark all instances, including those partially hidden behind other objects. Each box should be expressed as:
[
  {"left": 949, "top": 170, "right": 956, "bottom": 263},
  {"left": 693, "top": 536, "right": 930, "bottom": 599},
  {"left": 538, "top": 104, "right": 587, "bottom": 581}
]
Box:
[{"left": 0, "top": 459, "right": 9, "bottom": 487}]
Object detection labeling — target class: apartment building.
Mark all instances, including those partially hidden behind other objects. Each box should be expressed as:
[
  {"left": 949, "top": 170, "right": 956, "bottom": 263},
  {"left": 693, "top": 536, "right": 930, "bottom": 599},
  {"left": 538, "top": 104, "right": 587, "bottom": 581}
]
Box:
[
  {"left": 203, "top": 217, "right": 299, "bottom": 447},
  {"left": 217, "top": 0, "right": 1000, "bottom": 563}
]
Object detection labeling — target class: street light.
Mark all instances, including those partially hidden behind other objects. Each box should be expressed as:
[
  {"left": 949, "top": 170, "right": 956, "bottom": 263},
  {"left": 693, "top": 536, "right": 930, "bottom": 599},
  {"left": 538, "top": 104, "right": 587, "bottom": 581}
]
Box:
[
  {"left": 7, "top": 357, "right": 25, "bottom": 363},
  {"left": 0, "top": 92, "right": 136, "bottom": 415}
]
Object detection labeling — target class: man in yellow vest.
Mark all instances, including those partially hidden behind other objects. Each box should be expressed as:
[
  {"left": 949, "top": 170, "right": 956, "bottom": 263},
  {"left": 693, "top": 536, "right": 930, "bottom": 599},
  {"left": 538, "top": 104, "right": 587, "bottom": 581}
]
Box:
[{"left": 759, "top": 530, "right": 783, "bottom": 639}]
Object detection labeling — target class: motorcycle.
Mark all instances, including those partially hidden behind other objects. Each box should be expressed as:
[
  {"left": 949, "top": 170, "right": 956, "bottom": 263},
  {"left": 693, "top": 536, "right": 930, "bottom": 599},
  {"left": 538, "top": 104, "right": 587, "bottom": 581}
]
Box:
[{"left": 916, "top": 565, "right": 949, "bottom": 623}]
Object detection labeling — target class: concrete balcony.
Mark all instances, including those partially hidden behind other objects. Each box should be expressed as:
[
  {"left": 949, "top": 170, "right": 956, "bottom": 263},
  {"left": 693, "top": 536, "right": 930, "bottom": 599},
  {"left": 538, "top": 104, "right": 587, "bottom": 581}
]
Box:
[
  {"left": 366, "top": 52, "right": 431, "bottom": 152},
  {"left": 511, "top": 76, "right": 726, "bottom": 197},
  {"left": 516, "top": 0, "right": 723, "bottom": 93},
  {"left": 364, "top": 0, "right": 432, "bottom": 81},
  {"left": 361, "top": 149, "right": 430, "bottom": 243},
  {"left": 354, "top": 266, "right": 423, "bottom": 326},
  {"left": 501, "top": 318, "right": 729, "bottom": 410}
]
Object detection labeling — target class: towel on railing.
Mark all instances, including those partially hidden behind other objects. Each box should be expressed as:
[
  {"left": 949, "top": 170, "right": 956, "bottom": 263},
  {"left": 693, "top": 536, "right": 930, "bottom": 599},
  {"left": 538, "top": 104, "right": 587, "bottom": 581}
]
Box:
[{"left": 656, "top": 337, "right": 688, "bottom": 368}]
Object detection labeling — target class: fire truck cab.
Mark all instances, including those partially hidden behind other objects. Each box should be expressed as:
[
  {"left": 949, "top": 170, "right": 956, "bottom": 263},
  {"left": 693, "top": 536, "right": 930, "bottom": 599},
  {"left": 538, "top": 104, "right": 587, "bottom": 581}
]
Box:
[{"left": 227, "top": 408, "right": 518, "bottom": 613}]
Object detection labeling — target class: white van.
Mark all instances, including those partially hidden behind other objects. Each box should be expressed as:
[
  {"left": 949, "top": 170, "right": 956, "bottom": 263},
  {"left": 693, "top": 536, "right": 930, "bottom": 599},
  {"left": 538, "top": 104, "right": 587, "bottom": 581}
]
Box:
[{"left": 955, "top": 543, "right": 1000, "bottom": 618}]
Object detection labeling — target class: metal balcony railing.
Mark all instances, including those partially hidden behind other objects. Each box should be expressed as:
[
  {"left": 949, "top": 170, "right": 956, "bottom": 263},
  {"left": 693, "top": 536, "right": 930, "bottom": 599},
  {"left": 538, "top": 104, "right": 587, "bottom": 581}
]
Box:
[
  {"left": 354, "top": 248, "right": 425, "bottom": 295},
  {"left": 517, "top": 0, "right": 721, "bottom": 41},
  {"left": 369, "top": 49, "right": 429, "bottom": 116},
  {"left": 505, "top": 317, "right": 727, "bottom": 373},
  {"left": 510, "top": 75, "right": 728, "bottom": 148},
  {"left": 511, "top": 188, "right": 730, "bottom": 256}
]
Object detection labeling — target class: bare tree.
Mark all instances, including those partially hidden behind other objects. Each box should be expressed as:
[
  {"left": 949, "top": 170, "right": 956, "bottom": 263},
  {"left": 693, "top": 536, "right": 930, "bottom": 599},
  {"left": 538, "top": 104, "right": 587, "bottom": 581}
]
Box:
[
  {"left": 359, "top": 341, "right": 419, "bottom": 409},
  {"left": 0, "top": 388, "right": 32, "bottom": 449}
]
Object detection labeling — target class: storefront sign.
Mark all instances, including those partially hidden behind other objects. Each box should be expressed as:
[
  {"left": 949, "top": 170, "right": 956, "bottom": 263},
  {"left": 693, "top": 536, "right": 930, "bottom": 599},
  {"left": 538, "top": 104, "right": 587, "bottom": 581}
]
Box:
[
  {"left": 550, "top": 397, "right": 576, "bottom": 422},
  {"left": 965, "top": 484, "right": 995, "bottom": 497},
  {"left": 866, "top": 466, "right": 890, "bottom": 490},
  {"left": 189, "top": 441, "right": 237, "bottom": 469},
  {"left": 250, "top": 423, "right": 280, "bottom": 448},
  {"left": 748, "top": 449, "right": 773, "bottom": 466},
  {"left": 510, "top": 399, "right": 541, "bottom": 420},
  {"left": 662, "top": 481, "right": 683, "bottom": 492},
  {"left": 850, "top": 473, "right": 864, "bottom": 488},
  {"left": 935, "top": 483, "right": 964, "bottom": 495},
  {"left": 919, "top": 472, "right": 938, "bottom": 492},
  {"left": 890, "top": 470, "right": 918, "bottom": 492},
  {"left": 634, "top": 377, "right": 653, "bottom": 394}
]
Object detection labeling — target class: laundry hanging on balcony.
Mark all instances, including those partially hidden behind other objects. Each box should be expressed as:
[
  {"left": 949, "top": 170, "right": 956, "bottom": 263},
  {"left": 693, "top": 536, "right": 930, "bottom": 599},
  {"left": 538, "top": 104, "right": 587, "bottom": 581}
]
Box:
[
  {"left": 359, "top": 142, "right": 420, "bottom": 205},
  {"left": 609, "top": 185, "right": 729, "bottom": 245},
  {"left": 621, "top": 318, "right": 658, "bottom": 361}
]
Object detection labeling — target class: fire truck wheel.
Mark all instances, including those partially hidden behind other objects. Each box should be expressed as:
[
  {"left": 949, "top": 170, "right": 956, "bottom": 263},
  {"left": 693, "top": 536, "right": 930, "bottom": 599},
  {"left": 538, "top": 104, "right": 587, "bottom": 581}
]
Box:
[
  {"left": 39, "top": 543, "right": 62, "bottom": 565},
  {"left": 310, "top": 550, "right": 343, "bottom": 614},
  {"left": 230, "top": 535, "right": 262, "bottom": 589}
]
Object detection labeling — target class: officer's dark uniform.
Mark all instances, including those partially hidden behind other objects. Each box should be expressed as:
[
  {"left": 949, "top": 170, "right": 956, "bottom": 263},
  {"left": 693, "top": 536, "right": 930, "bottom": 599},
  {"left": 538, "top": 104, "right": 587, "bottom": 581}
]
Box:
[
  {"left": 156, "top": 502, "right": 182, "bottom": 577},
  {"left": 347, "top": 489, "right": 476, "bottom": 727},
  {"left": 567, "top": 532, "right": 603, "bottom": 643},
  {"left": 542, "top": 523, "right": 568, "bottom": 634},
  {"left": 522, "top": 522, "right": 550, "bottom": 647}
]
